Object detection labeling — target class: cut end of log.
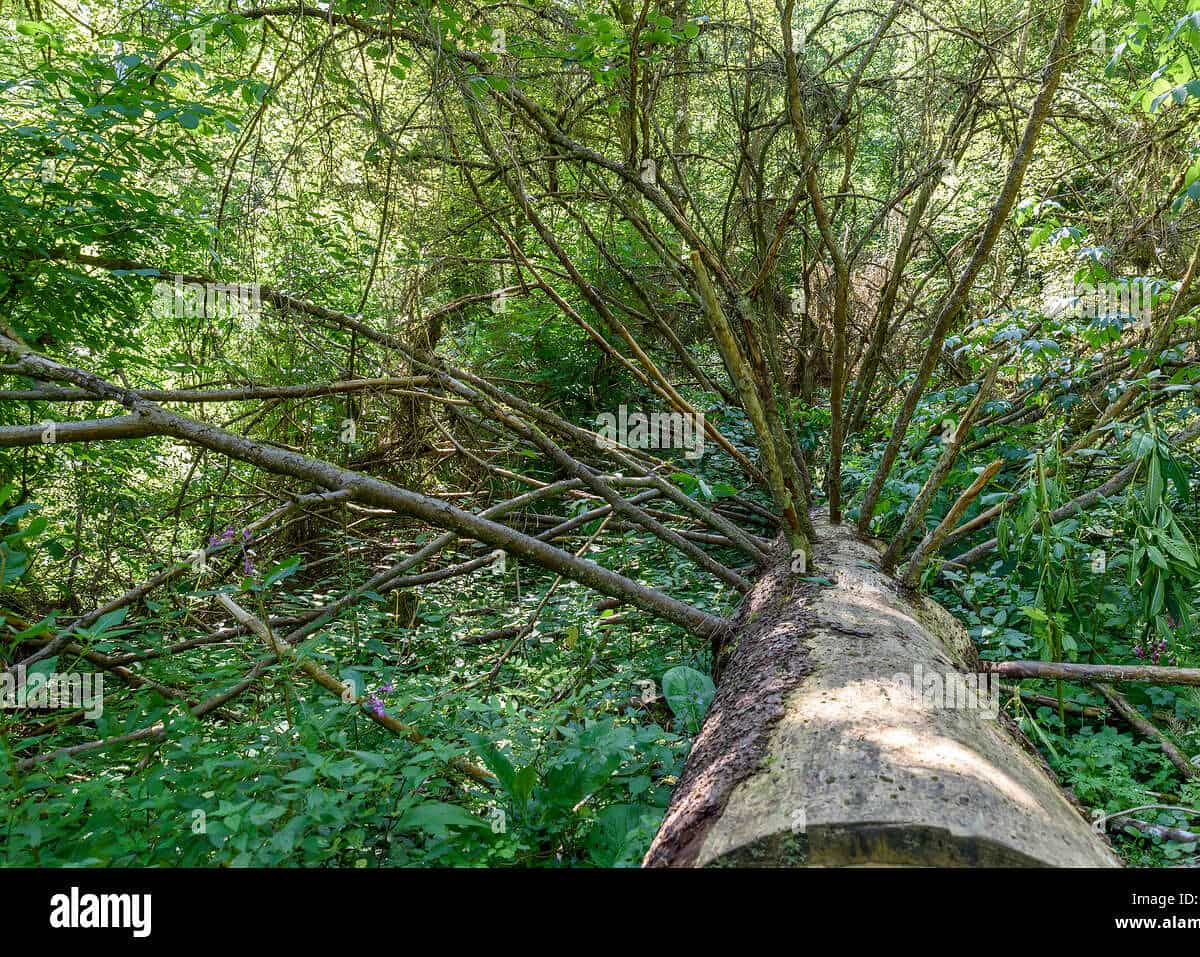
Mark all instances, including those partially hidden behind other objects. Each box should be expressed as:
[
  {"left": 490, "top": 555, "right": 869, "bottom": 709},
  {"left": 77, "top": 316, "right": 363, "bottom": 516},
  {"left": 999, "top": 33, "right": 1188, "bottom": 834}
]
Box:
[{"left": 644, "top": 514, "right": 1120, "bottom": 868}]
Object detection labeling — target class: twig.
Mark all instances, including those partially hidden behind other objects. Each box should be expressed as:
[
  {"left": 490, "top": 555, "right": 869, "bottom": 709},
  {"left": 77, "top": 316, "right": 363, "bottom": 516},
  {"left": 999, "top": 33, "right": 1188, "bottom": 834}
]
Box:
[
  {"left": 984, "top": 660, "right": 1200, "bottom": 686},
  {"left": 901, "top": 459, "right": 1002, "bottom": 586},
  {"left": 1092, "top": 682, "right": 1199, "bottom": 780},
  {"left": 215, "top": 594, "right": 493, "bottom": 784}
]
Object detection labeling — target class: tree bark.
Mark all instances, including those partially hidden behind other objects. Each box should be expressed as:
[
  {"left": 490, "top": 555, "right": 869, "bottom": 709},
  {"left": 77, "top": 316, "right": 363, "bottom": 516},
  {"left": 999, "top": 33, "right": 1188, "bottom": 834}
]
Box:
[{"left": 644, "top": 514, "right": 1120, "bottom": 867}]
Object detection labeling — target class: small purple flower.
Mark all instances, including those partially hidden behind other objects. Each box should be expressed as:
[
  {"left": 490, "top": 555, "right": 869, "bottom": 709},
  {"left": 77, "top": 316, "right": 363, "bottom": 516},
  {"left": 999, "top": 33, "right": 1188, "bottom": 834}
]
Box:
[
  {"left": 241, "top": 528, "right": 253, "bottom": 543},
  {"left": 366, "top": 694, "right": 385, "bottom": 718},
  {"left": 243, "top": 554, "right": 255, "bottom": 575},
  {"left": 380, "top": 682, "right": 394, "bottom": 694},
  {"left": 211, "top": 527, "right": 238, "bottom": 547}
]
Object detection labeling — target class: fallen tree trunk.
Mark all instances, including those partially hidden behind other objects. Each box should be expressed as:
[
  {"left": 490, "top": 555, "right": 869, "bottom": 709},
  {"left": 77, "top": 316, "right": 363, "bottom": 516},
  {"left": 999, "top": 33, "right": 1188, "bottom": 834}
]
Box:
[{"left": 644, "top": 515, "right": 1120, "bottom": 867}]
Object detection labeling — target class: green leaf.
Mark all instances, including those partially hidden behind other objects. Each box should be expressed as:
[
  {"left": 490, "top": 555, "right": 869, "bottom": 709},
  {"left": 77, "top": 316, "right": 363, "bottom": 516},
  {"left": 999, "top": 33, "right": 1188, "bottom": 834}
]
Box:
[
  {"left": 512, "top": 764, "right": 537, "bottom": 805},
  {"left": 15, "top": 20, "right": 54, "bottom": 37},
  {"left": 262, "top": 556, "right": 301, "bottom": 588},
  {"left": 1146, "top": 454, "right": 1164, "bottom": 510},
  {"left": 661, "top": 665, "right": 715, "bottom": 733},
  {"left": 396, "top": 801, "right": 491, "bottom": 837},
  {"left": 586, "top": 803, "right": 650, "bottom": 866},
  {"left": 465, "top": 733, "right": 518, "bottom": 797},
  {"left": 1162, "top": 451, "right": 1191, "bottom": 502},
  {"left": 1151, "top": 574, "right": 1165, "bottom": 616},
  {"left": 542, "top": 750, "right": 622, "bottom": 806},
  {"left": 1160, "top": 533, "right": 1197, "bottom": 568}
]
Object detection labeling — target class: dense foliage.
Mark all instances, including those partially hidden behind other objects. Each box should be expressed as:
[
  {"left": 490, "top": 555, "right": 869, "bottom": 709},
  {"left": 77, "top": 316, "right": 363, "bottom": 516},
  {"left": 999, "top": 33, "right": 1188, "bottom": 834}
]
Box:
[{"left": 2, "top": 0, "right": 1200, "bottom": 867}]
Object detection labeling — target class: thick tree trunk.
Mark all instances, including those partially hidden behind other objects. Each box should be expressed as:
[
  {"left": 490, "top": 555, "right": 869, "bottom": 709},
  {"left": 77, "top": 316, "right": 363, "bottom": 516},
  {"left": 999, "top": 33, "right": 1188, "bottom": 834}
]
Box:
[{"left": 644, "top": 515, "right": 1120, "bottom": 867}]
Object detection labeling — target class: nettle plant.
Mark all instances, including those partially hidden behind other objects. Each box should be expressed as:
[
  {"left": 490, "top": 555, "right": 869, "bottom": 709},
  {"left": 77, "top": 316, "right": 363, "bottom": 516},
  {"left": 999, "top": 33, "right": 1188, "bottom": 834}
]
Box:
[
  {"left": 1121, "top": 418, "right": 1200, "bottom": 662},
  {"left": 460, "top": 716, "right": 688, "bottom": 867},
  {"left": 996, "top": 416, "right": 1200, "bottom": 673},
  {"left": 0, "top": 485, "right": 44, "bottom": 595},
  {"left": 997, "top": 446, "right": 1083, "bottom": 667}
]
